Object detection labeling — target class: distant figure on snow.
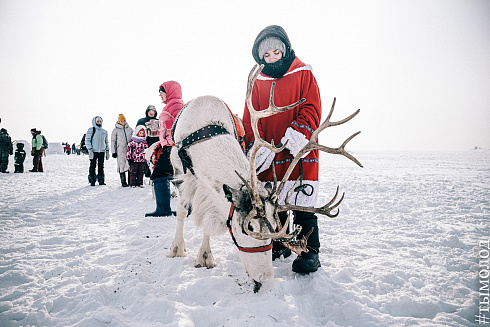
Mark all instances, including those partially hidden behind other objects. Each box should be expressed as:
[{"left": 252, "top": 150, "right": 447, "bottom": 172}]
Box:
[
  {"left": 29, "top": 128, "right": 44, "bottom": 172},
  {"left": 14, "top": 143, "right": 26, "bottom": 173},
  {"left": 0, "top": 128, "right": 13, "bottom": 173}
]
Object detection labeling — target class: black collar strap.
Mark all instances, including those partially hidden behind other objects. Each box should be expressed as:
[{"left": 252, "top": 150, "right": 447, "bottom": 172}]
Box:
[
  {"left": 226, "top": 204, "right": 273, "bottom": 253},
  {"left": 181, "top": 125, "right": 229, "bottom": 149},
  {"left": 175, "top": 124, "right": 229, "bottom": 175}
]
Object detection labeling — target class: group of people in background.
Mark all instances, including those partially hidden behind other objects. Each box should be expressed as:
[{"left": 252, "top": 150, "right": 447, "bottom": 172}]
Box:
[
  {"left": 1, "top": 25, "right": 323, "bottom": 274},
  {"left": 0, "top": 126, "right": 47, "bottom": 174},
  {"left": 83, "top": 80, "right": 183, "bottom": 218},
  {"left": 63, "top": 143, "right": 77, "bottom": 155}
]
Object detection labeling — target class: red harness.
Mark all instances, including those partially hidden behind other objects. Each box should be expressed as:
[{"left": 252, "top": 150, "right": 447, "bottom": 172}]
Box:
[{"left": 226, "top": 204, "right": 273, "bottom": 253}]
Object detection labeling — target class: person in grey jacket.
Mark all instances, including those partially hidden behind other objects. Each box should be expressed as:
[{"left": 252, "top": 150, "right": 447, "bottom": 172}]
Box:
[
  {"left": 85, "top": 116, "right": 109, "bottom": 186},
  {"left": 111, "top": 114, "right": 133, "bottom": 187}
]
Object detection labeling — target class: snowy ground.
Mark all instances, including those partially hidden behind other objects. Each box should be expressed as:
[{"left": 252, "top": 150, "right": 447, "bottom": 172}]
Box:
[{"left": 0, "top": 150, "right": 488, "bottom": 327}]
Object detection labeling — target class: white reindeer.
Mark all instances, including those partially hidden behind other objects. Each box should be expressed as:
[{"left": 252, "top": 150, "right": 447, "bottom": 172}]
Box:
[{"left": 168, "top": 65, "right": 362, "bottom": 292}]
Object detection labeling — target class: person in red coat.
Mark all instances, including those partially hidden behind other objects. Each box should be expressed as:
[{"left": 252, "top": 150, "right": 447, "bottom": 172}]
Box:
[{"left": 242, "top": 25, "right": 322, "bottom": 273}]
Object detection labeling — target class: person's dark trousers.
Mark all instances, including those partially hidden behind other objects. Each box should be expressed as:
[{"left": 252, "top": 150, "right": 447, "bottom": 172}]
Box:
[
  {"left": 130, "top": 162, "right": 146, "bottom": 186},
  {"left": 14, "top": 164, "right": 24, "bottom": 173},
  {"left": 145, "top": 176, "right": 173, "bottom": 216},
  {"left": 273, "top": 211, "right": 292, "bottom": 259},
  {"left": 0, "top": 150, "right": 8, "bottom": 172},
  {"left": 31, "top": 150, "right": 43, "bottom": 172},
  {"left": 89, "top": 152, "right": 105, "bottom": 185},
  {"left": 274, "top": 210, "right": 321, "bottom": 255},
  {"left": 293, "top": 211, "right": 320, "bottom": 253}
]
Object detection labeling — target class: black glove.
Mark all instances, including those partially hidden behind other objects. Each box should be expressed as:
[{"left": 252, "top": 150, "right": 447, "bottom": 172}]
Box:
[{"left": 112, "top": 153, "right": 117, "bottom": 158}]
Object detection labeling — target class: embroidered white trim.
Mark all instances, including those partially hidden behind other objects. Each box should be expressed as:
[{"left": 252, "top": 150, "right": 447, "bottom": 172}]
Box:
[{"left": 257, "top": 64, "right": 313, "bottom": 81}]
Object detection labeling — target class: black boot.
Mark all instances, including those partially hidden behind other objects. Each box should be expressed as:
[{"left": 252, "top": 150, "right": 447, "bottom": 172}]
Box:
[
  {"left": 292, "top": 249, "right": 321, "bottom": 273},
  {"left": 88, "top": 174, "right": 96, "bottom": 186},
  {"left": 145, "top": 176, "right": 174, "bottom": 217},
  {"left": 98, "top": 174, "right": 106, "bottom": 185},
  {"left": 120, "top": 172, "right": 128, "bottom": 187}
]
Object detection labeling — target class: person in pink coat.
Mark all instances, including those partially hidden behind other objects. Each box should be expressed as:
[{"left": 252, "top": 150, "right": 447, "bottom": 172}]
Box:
[
  {"left": 145, "top": 81, "right": 184, "bottom": 217},
  {"left": 158, "top": 81, "right": 184, "bottom": 146}
]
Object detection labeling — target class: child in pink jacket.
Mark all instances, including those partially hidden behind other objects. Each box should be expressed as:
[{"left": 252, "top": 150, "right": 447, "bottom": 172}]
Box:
[{"left": 126, "top": 125, "right": 148, "bottom": 188}]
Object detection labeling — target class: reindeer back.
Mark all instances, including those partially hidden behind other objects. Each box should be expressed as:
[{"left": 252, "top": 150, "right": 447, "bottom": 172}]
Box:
[{"left": 172, "top": 96, "right": 238, "bottom": 145}]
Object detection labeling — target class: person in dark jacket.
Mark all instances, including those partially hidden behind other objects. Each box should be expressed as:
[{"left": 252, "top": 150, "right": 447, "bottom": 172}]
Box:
[
  {"left": 136, "top": 105, "right": 159, "bottom": 178},
  {"left": 0, "top": 128, "right": 13, "bottom": 173},
  {"left": 136, "top": 105, "right": 159, "bottom": 147},
  {"left": 14, "top": 143, "right": 26, "bottom": 173}
]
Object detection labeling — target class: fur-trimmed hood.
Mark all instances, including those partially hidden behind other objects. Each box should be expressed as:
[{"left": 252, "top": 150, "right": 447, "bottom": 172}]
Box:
[{"left": 252, "top": 25, "right": 294, "bottom": 65}]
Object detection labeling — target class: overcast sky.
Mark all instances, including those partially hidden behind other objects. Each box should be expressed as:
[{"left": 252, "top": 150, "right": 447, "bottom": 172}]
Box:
[{"left": 1, "top": 0, "right": 489, "bottom": 151}]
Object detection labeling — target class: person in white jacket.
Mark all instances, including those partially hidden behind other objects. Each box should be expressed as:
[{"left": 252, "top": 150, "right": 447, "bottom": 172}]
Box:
[
  {"left": 85, "top": 116, "right": 109, "bottom": 186},
  {"left": 111, "top": 114, "right": 133, "bottom": 187}
]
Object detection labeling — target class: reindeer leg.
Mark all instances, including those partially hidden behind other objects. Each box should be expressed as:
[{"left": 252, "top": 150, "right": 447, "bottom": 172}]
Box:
[
  {"left": 167, "top": 201, "right": 188, "bottom": 258},
  {"left": 194, "top": 234, "right": 216, "bottom": 268}
]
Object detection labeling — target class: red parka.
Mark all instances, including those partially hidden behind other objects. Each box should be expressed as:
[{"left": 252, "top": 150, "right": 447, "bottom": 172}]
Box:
[{"left": 242, "top": 57, "right": 321, "bottom": 183}]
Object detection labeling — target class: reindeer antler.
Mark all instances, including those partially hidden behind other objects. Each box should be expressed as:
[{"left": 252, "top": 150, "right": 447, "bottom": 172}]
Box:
[
  {"left": 272, "top": 97, "right": 362, "bottom": 217},
  {"left": 243, "top": 64, "right": 304, "bottom": 215},
  {"left": 237, "top": 64, "right": 305, "bottom": 241}
]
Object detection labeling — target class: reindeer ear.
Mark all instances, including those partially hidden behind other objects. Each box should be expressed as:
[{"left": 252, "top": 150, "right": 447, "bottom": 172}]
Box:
[
  {"left": 223, "top": 184, "right": 252, "bottom": 211},
  {"left": 223, "top": 184, "right": 238, "bottom": 203}
]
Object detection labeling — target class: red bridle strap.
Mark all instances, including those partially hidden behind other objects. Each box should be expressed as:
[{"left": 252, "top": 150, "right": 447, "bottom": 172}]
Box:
[{"left": 226, "top": 204, "right": 273, "bottom": 253}]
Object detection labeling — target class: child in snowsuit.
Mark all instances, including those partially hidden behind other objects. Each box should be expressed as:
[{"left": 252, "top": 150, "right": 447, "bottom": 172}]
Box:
[
  {"left": 14, "top": 143, "right": 26, "bottom": 173},
  {"left": 126, "top": 125, "right": 148, "bottom": 188}
]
